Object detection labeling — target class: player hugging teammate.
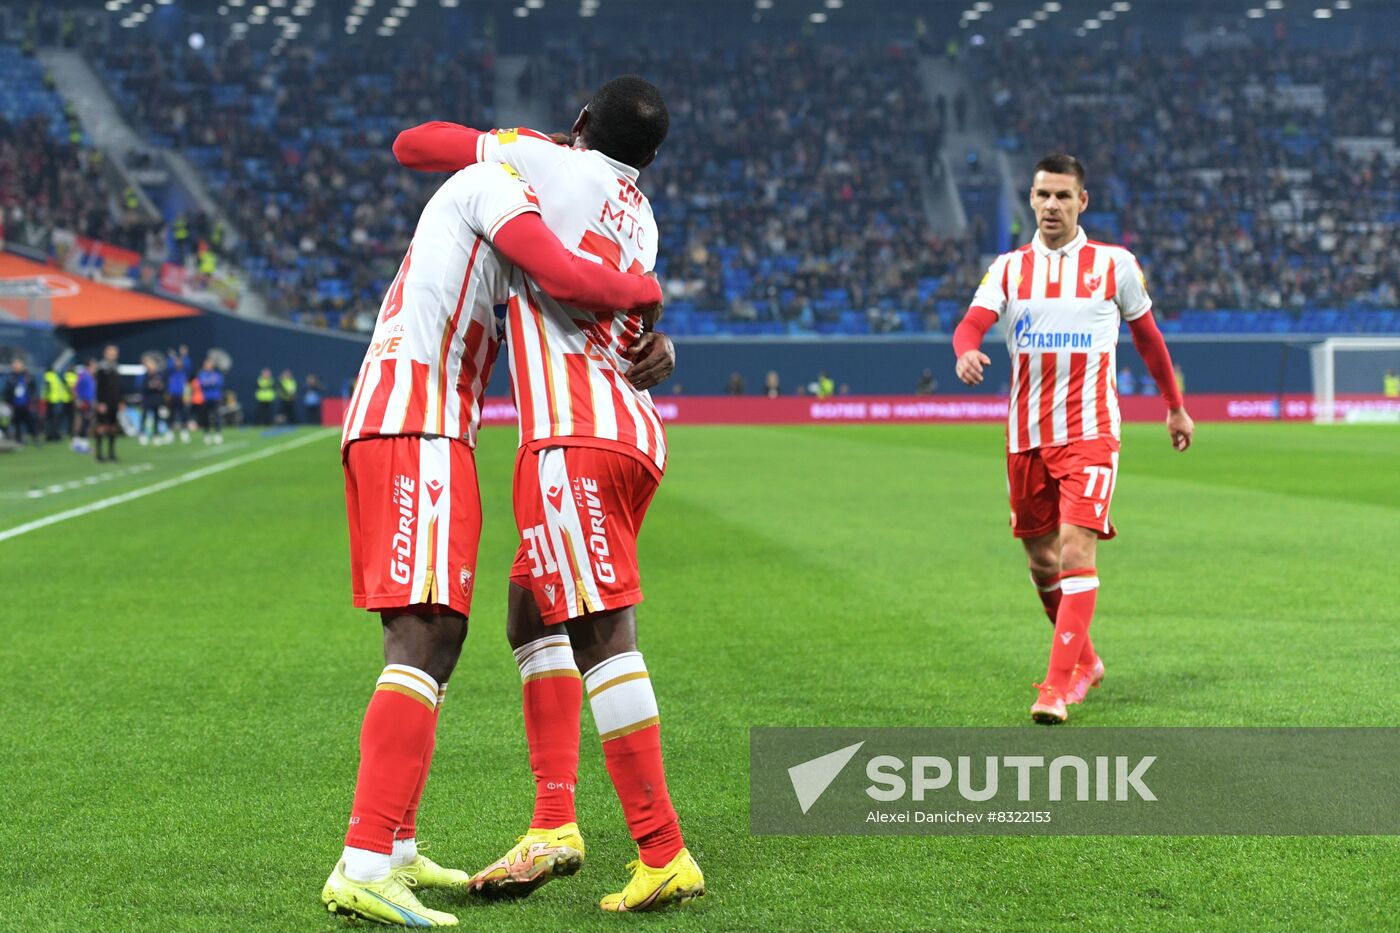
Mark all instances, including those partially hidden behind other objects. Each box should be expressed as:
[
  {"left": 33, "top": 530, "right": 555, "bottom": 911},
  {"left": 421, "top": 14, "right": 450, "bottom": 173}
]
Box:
[
  {"left": 326, "top": 76, "right": 702, "bottom": 928},
  {"left": 954, "top": 154, "right": 1194, "bottom": 725}
]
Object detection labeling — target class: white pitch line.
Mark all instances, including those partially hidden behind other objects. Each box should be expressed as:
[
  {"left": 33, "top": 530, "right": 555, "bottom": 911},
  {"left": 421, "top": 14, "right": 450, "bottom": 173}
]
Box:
[{"left": 0, "top": 429, "right": 335, "bottom": 544}]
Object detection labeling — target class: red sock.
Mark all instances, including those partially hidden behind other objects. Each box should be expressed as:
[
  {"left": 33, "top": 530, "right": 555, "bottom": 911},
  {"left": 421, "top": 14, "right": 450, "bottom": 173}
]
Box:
[
  {"left": 1033, "top": 572, "right": 1098, "bottom": 668},
  {"left": 395, "top": 685, "right": 446, "bottom": 842},
  {"left": 585, "top": 652, "right": 683, "bottom": 868},
  {"left": 524, "top": 674, "right": 582, "bottom": 828},
  {"left": 602, "top": 725, "right": 683, "bottom": 867},
  {"left": 1045, "top": 569, "right": 1099, "bottom": 692},
  {"left": 1031, "top": 572, "right": 1062, "bottom": 624},
  {"left": 345, "top": 666, "right": 440, "bottom": 854},
  {"left": 514, "top": 635, "right": 582, "bottom": 829}
]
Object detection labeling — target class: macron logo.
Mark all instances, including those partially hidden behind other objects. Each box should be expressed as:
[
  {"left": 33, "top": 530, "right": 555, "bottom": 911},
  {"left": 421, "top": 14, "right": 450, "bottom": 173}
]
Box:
[
  {"left": 1060, "top": 632, "right": 1075, "bottom": 645},
  {"left": 788, "top": 742, "right": 864, "bottom": 814}
]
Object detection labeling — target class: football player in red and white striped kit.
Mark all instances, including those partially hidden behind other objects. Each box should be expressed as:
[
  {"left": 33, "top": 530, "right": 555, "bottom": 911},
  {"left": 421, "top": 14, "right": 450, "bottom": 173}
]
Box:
[
  {"left": 325, "top": 160, "right": 663, "bottom": 927},
  {"left": 953, "top": 153, "right": 1194, "bottom": 725},
  {"left": 392, "top": 76, "right": 704, "bottom": 911}
]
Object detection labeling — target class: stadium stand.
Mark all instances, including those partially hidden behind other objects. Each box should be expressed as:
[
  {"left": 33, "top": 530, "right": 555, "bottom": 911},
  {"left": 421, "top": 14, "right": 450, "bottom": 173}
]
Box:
[
  {"left": 516, "top": 42, "right": 978, "bottom": 336},
  {"left": 0, "top": 43, "right": 149, "bottom": 256},
  {"left": 90, "top": 38, "right": 495, "bottom": 332},
  {"left": 979, "top": 44, "right": 1400, "bottom": 328}
]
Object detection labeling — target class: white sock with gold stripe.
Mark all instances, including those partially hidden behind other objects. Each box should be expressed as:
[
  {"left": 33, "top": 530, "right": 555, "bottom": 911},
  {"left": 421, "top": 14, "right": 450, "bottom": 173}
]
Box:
[{"left": 584, "top": 651, "right": 659, "bottom": 742}]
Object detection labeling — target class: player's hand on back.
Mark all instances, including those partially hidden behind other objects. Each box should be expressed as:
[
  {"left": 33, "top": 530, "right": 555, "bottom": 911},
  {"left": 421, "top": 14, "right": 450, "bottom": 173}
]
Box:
[
  {"left": 625, "top": 332, "right": 675, "bottom": 391},
  {"left": 1167, "top": 407, "right": 1194, "bottom": 452},
  {"left": 956, "top": 350, "right": 992, "bottom": 386}
]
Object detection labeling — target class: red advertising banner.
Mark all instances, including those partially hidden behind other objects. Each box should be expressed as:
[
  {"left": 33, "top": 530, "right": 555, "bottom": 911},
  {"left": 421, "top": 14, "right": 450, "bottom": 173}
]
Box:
[{"left": 323, "top": 394, "right": 1400, "bottom": 429}]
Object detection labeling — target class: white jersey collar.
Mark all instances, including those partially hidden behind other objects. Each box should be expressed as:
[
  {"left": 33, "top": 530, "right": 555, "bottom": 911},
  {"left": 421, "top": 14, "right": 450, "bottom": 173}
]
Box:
[
  {"left": 577, "top": 144, "right": 641, "bottom": 181},
  {"left": 1032, "top": 226, "right": 1087, "bottom": 257}
]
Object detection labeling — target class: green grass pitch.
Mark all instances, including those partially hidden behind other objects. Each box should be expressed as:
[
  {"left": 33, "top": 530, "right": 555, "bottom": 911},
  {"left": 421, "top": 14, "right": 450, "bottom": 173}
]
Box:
[{"left": 2, "top": 422, "right": 1399, "bottom": 932}]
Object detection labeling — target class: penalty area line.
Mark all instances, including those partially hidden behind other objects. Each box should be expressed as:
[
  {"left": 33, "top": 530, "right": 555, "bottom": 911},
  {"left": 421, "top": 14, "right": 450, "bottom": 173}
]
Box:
[{"left": 0, "top": 429, "right": 336, "bottom": 544}]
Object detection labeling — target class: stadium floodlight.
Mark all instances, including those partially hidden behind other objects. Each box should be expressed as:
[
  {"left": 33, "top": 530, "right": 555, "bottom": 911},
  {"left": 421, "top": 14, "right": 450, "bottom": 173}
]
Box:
[
  {"left": 826, "top": 0, "right": 843, "bottom": 8},
  {"left": 1246, "top": 7, "right": 1264, "bottom": 16},
  {"left": 1112, "top": 1, "right": 1130, "bottom": 10},
  {"left": 1043, "top": 1, "right": 1061, "bottom": 10},
  {"left": 389, "top": 5, "right": 405, "bottom": 14},
  {"left": 345, "top": 23, "right": 356, "bottom": 32},
  {"left": 1018, "top": 17, "right": 1034, "bottom": 27},
  {"left": 268, "top": 0, "right": 286, "bottom": 6},
  {"left": 188, "top": 31, "right": 205, "bottom": 47},
  {"left": 377, "top": 23, "right": 394, "bottom": 33},
  {"left": 525, "top": 0, "right": 545, "bottom": 8},
  {"left": 218, "top": 4, "right": 228, "bottom": 12},
  {"left": 157, "top": 0, "right": 174, "bottom": 5},
  {"left": 105, "top": 0, "right": 121, "bottom": 9},
  {"left": 1265, "top": 0, "right": 1284, "bottom": 8},
  {"left": 347, "top": 13, "right": 361, "bottom": 23},
  {"left": 974, "top": 1, "right": 993, "bottom": 10},
  {"left": 1084, "top": 18, "right": 1101, "bottom": 27},
  {"left": 513, "top": 5, "right": 528, "bottom": 15},
  {"left": 382, "top": 15, "right": 399, "bottom": 25},
  {"left": 1312, "top": 7, "right": 1331, "bottom": 16},
  {"left": 1333, "top": 0, "right": 1350, "bottom": 8},
  {"left": 809, "top": 11, "right": 827, "bottom": 22},
  {"left": 579, "top": 4, "right": 594, "bottom": 13},
  {"left": 1007, "top": 26, "right": 1022, "bottom": 36},
  {"left": 1033, "top": 10, "right": 1048, "bottom": 20},
  {"left": 441, "top": 0, "right": 459, "bottom": 6},
  {"left": 1099, "top": 10, "right": 1116, "bottom": 20},
  {"left": 253, "top": 4, "right": 268, "bottom": 13}
]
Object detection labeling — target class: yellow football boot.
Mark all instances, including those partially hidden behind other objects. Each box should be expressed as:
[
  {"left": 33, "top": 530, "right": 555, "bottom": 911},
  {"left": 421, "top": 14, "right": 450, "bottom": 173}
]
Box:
[
  {"left": 599, "top": 847, "right": 705, "bottom": 912},
  {"left": 321, "top": 862, "right": 458, "bottom": 927},
  {"left": 466, "top": 823, "right": 585, "bottom": 899},
  {"left": 394, "top": 844, "right": 471, "bottom": 890}
]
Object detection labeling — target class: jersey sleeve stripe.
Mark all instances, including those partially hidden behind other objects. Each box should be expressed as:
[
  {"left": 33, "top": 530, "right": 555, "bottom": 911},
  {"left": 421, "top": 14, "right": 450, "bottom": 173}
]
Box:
[{"left": 487, "top": 203, "right": 539, "bottom": 242}]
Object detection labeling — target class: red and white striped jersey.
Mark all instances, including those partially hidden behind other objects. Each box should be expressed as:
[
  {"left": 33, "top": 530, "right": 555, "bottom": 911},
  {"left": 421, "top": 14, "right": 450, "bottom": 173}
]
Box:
[
  {"left": 342, "top": 162, "right": 540, "bottom": 450},
  {"left": 970, "top": 228, "right": 1152, "bottom": 453},
  {"left": 477, "top": 128, "right": 668, "bottom": 476}
]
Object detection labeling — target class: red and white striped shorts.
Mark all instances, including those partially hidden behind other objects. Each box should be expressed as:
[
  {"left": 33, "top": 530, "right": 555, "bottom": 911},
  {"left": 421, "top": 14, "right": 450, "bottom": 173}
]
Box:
[
  {"left": 509, "top": 444, "right": 657, "bottom": 624},
  {"left": 344, "top": 435, "right": 482, "bottom": 616}
]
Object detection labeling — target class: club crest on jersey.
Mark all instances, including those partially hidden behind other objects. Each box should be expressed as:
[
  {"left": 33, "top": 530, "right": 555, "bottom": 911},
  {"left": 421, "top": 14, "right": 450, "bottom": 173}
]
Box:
[
  {"left": 1083, "top": 271, "right": 1104, "bottom": 293},
  {"left": 459, "top": 564, "right": 473, "bottom": 596}
]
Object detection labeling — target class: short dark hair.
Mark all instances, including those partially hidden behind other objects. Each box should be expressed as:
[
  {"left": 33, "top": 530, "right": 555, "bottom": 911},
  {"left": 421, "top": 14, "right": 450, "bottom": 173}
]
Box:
[
  {"left": 1033, "top": 153, "right": 1086, "bottom": 187},
  {"left": 585, "top": 75, "right": 669, "bottom": 169}
]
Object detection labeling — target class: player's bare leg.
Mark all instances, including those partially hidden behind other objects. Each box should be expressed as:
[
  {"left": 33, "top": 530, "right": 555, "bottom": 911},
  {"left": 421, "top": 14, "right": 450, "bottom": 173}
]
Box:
[
  {"left": 566, "top": 608, "right": 704, "bottom": 911},
  {"left": 467, "top": 585, "right": 585, "bottom": 900},
  {"left": 323, "top": 609, "right": 469, "bottom": 926}
]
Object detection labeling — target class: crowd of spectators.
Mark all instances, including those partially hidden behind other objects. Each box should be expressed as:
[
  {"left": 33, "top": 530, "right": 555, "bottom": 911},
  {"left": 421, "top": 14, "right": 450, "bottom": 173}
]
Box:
[
  {"left": 92, "top": 38, "right": 496, "bottom": 332},
  {"left": 521, "top": 41, "right": 978, "bottom": 335},
  {"left": 979, "top": 44, "right": 1400, "bottom": 313}
]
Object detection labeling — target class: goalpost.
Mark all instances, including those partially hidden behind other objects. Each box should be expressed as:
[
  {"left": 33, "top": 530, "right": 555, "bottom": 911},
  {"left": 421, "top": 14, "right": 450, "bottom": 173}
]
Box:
[{"left": 1310, "top": 337, "right": 1400, "bottom": 424}]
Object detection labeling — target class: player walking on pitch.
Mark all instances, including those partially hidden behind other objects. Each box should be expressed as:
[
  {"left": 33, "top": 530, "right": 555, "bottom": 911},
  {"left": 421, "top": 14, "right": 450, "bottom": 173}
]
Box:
[
  {"left": 326, "top": 160, "right": 663, "bottom": 927},
  {"left": 953, "top": 153, "right": 1193, "bottom": 725},
  {"left": 393, "top": 76, "right": 704, "bottom": 911}
]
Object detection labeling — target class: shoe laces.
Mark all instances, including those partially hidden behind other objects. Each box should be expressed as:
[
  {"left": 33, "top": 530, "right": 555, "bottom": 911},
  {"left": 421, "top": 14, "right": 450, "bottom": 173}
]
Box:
[
  {"left": 1032, "top": 681, "right": 1064, "bottom": 699},
  {"left": 625, "top": 859, "right": 642, "bottom": 875}
]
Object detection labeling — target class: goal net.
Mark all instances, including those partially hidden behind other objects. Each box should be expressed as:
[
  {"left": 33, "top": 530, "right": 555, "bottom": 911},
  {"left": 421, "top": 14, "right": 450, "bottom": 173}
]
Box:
[{"left": 1310, "top": 337, "right": 1400, "bottom": 424}]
